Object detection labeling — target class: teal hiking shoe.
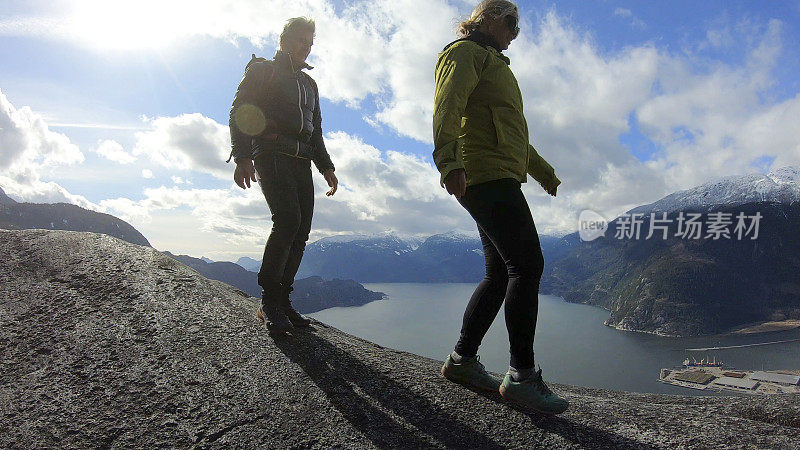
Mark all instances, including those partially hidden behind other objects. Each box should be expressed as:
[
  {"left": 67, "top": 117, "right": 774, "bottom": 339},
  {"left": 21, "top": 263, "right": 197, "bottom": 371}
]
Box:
[
  {"left": 499, "top": 368, "right": 569, "bottom": 415},
  {"left": 441, "top": 354, "right": 502, "bottom": 392}
]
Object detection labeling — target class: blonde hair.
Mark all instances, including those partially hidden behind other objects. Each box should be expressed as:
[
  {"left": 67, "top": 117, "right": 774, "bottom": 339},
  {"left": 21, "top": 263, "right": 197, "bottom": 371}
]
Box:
[
  {"left": 280, "top": 17, "right": 316, "bottom": 46},
  {"left": 458, "top": 0, "right": 519, "bottom": 36}
]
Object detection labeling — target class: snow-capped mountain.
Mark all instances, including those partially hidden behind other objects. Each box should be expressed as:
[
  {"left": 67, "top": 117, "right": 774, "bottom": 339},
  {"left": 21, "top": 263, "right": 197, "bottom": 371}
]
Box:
[
  {"left": 239, "top": 230, "right": 563, "bottom": 283},
  {"left": 629, "top": 165, "right": 800, "bottom": 215},
  {"left": 295, "top": 231, "right": 484, "bottom": 282},
  {"left": 313, "top": 231, "right": 424, "bottom": 254},
  {"left": 236, "top": 256, "right": 261, "bottom": 272},
  {"left": 421, "top": 230, "right": 479, "bottom": 244},
  {"left": 541, "top": 166, "right": 800, "bottom": 336}
]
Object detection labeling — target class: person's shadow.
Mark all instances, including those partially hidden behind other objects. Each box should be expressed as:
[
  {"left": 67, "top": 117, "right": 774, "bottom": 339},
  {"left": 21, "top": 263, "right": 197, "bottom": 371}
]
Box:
[{"left": 273, "top": 324, "right": 654, "bottom": 449}]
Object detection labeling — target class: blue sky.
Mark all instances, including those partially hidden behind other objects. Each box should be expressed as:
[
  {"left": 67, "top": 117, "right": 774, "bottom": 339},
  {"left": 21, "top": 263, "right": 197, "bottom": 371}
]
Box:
[{"left": 1, "top": 0, "right": 799, "bottom": 260}]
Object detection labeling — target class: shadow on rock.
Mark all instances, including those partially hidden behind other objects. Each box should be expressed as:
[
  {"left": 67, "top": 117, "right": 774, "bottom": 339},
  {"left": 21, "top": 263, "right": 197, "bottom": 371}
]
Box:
[
  {"left": 273, "top": 328, "right": 506, "bottom": 449},
  {"left": 472, "top": 389, "right": 659, "bottom": 450}
]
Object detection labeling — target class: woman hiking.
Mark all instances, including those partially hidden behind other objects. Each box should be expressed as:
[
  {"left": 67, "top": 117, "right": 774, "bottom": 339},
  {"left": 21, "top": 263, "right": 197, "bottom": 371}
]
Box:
[{"left": 433, "top": 0, "right": 568, "bottom": 414}]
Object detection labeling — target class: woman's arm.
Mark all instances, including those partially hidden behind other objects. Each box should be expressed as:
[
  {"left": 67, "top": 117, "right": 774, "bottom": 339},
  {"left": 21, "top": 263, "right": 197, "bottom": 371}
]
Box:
[
  {"left": 432, "top": 44, "right": 486, "bottom": 188},
  {"left": 527, "top": 144, "right": 560, "bottom": 196}
]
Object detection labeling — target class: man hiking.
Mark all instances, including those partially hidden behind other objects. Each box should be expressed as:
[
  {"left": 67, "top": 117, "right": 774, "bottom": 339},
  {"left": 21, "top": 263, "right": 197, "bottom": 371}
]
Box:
[
  {"left": 228, "top": 17, "right": 338, "bottom": 336},
  {"left": 433, "top": 0, "right": 568, "bottom": 414}
]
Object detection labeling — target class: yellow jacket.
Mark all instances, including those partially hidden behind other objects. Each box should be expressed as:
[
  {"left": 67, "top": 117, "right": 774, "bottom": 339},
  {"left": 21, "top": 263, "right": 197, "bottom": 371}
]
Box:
[{"left": 433, "top": 38, "right": 560, "bottom": 191}]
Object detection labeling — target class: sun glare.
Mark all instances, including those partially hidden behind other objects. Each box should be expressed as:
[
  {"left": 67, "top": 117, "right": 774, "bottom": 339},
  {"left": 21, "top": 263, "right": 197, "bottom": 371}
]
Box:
[{"left": 69, "top": 0, "right": 194, "bottom": 50}]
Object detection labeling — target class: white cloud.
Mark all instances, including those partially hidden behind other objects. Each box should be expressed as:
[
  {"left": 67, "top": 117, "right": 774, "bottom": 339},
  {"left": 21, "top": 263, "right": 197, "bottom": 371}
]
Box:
[
  {"left": 95, "top": 139, "right": 136, "bottom": 164},
  {"left": 501, "top": 12, "right": 662, "bottom": 215},
  {"left": 3, "top": 2, "right": 800, "bottom": 244},
  {"left": 103, "top": 131, "right": 471, "bottom": 253},
  {"left": 171, "top": 176, "right": 185, "bottom": 184},
  {"left": 0, "top": 88, "right": 96, "bottom": 208},
  {"left": 142, "top": 169, "right": 154, "bottom": 179},
  {"left": 312, "top": 131, "right": 467, "bottom": 235},
  {"left": 98, "top": 184, "right": 273, "bottom": 258},
  {"left": 614, "top": 8, "right": 632, "bottom": 18},
  {"left": 636, "top": 19, "right": 794, "bottom": 189},
  {"left": 0, "top": 172, "right": 97, "bottom": 208},
  {"left": 613, "top": 7, "right": 645, "bottom": 29},
  {"left": 705, "top": 28, "right": 734, "bottom": 49},
  {"left": 133, "top": 113, "right": 231, "bottom": 179},
  {"left": 0, "top": 88, "right": 83, "bottom": 170}
]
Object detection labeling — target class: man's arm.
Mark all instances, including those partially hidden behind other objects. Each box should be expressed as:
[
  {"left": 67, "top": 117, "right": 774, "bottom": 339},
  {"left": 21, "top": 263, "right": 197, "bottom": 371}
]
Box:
[
  {"left": 432, "top": 44, "right": 486, "bottom": 195},
  {"left": 309, "top": 78, "right": 335, "bottom": 174},
  {"left": 309, "top": 78, "right": 338, "bottom": 196},
  {"left": 527, "top": 144, "right": 560, "bottom": 196},
  {"left": 228, "top": 61, "right": 272, "bottom": 163}
]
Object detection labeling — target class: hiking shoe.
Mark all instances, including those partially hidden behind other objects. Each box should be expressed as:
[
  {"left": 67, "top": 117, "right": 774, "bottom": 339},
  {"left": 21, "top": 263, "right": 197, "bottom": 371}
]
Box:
[
  {"left": 441, "top": 354, "right": 502, "bottom": 392},
  {"left": 499, "top": 368, "right": 569, "bottom": 415},
  {"left": 257, "top": 305, "right": 293, "bottom": 336},
  {"left": 283, "top": 304, "right": 312, "bottom": 327},
  {"left": 276, "top": 283, "right": 311, "bottom": 327}
]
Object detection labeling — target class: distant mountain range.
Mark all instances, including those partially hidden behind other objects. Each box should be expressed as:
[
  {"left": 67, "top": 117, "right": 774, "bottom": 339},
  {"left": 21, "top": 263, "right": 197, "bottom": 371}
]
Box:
[
  {"left": 231, "top": 167, "right": 800, "bottom": 336},
  {"left": 235, "top": 231, "right": 567, "bottom": 283},
  {"left": 236, "top": 256, "right": 262, "bottom": 273},
  {"left": 7, "top": 163, "right": 798, "bottom": 336},
  {"left": 0, "top": 187, "right": 150, "bottom": 247},
  {"left": 541, "top": 166, "right": 800, "bottom": 336}
]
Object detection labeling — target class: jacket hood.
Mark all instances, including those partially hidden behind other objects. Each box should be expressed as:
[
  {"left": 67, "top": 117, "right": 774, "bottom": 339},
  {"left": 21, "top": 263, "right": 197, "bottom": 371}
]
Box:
[{"left": 442, "top": 31, "right": 510, "bottom": 65}]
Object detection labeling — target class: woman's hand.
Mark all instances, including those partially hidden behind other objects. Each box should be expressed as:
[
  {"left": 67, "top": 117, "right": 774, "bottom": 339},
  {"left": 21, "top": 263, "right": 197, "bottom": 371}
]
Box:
[{"left": 542, "top": 176, "right": 560, "bottom": 197}]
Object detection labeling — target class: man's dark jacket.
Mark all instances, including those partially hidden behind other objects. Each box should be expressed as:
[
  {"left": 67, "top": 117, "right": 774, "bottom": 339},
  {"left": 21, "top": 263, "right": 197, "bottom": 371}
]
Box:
[{"left": 228, "top": 51, "right": 335, "bottom": 173}]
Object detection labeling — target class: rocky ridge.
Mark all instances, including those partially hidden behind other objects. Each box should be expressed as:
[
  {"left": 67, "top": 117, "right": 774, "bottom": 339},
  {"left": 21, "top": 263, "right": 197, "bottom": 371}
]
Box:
[
  {"left": 1, "top": 229, "right": 799, "bottom": 449},
  {"left": 0, "top": 187, "right": 16, "bottom": 205},
  {"left": 0, "top": 187, "right": 150, "bottom": 247},
  {"left": 165, "top": 252, "right": 383, "bottom": 314}
]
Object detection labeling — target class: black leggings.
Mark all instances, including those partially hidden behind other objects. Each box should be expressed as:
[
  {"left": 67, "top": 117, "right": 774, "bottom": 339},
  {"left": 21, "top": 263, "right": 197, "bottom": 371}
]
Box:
[
  {"left": 454, "top": 178, "right": 544, "bottom": 370},
  {"left": 254, "top": 152, "right": 314, "bottom": 302}
]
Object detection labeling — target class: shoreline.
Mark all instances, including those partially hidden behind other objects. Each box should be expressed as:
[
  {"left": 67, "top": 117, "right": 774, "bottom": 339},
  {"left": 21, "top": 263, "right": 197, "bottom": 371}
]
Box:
[
  {"left": 729, "top": 319, "right": 800, "bottom": 335},
  {"left": 604, "top": 318, "right": 800, "bottom": 337}
]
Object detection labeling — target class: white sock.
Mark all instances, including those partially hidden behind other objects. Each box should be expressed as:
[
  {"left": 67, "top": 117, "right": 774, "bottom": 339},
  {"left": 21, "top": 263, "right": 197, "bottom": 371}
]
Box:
[{"left": 451, "top": 351, "right": 475, "bottom": 363}]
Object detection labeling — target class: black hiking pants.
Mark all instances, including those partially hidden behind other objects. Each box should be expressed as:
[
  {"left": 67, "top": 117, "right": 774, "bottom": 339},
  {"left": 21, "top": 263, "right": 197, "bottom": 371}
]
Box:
[
  {"left": 254, "top": 152, "right": 314, "bottom": 304},
  {"left": 454, "top": 178, "right": 544, "bottom": 371}
]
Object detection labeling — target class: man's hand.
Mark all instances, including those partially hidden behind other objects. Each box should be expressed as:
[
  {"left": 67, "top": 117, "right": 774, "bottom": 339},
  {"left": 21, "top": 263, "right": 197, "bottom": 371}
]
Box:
[
  {"left": 323, "top": 169, "right": 338, "bottom": 196},
  {"left": 444, "top": 168, "right": 466, "bottom": 200},
  {"left": 234, "top": 159, "right": 257, "bottom": 189}
]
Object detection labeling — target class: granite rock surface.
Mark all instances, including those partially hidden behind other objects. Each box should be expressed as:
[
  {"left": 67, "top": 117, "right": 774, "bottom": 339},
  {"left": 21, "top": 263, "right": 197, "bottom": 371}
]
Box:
[{"left": 1, "top": 229, "right": 798, "bottom": 449}]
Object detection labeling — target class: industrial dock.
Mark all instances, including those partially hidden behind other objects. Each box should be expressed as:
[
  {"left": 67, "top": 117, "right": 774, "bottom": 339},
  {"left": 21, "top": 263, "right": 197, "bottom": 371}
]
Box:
[{"left": 659, "top": 357, "right": 800, "bottom": 395}]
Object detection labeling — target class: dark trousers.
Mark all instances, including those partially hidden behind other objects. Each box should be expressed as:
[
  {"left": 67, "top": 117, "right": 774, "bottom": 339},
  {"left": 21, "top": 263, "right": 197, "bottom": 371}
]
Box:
[
  {"left": 254, "top": 152, "right": 314, "bottom": 304},
  {"left": 454, "top": 178, "right": 544, "bottom": 370}
]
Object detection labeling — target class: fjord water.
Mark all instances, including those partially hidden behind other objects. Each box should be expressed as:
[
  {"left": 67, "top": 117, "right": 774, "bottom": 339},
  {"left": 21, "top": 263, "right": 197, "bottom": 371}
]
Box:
[{"left": 310, "top": 283, "right": 800, "bottom": 395}]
